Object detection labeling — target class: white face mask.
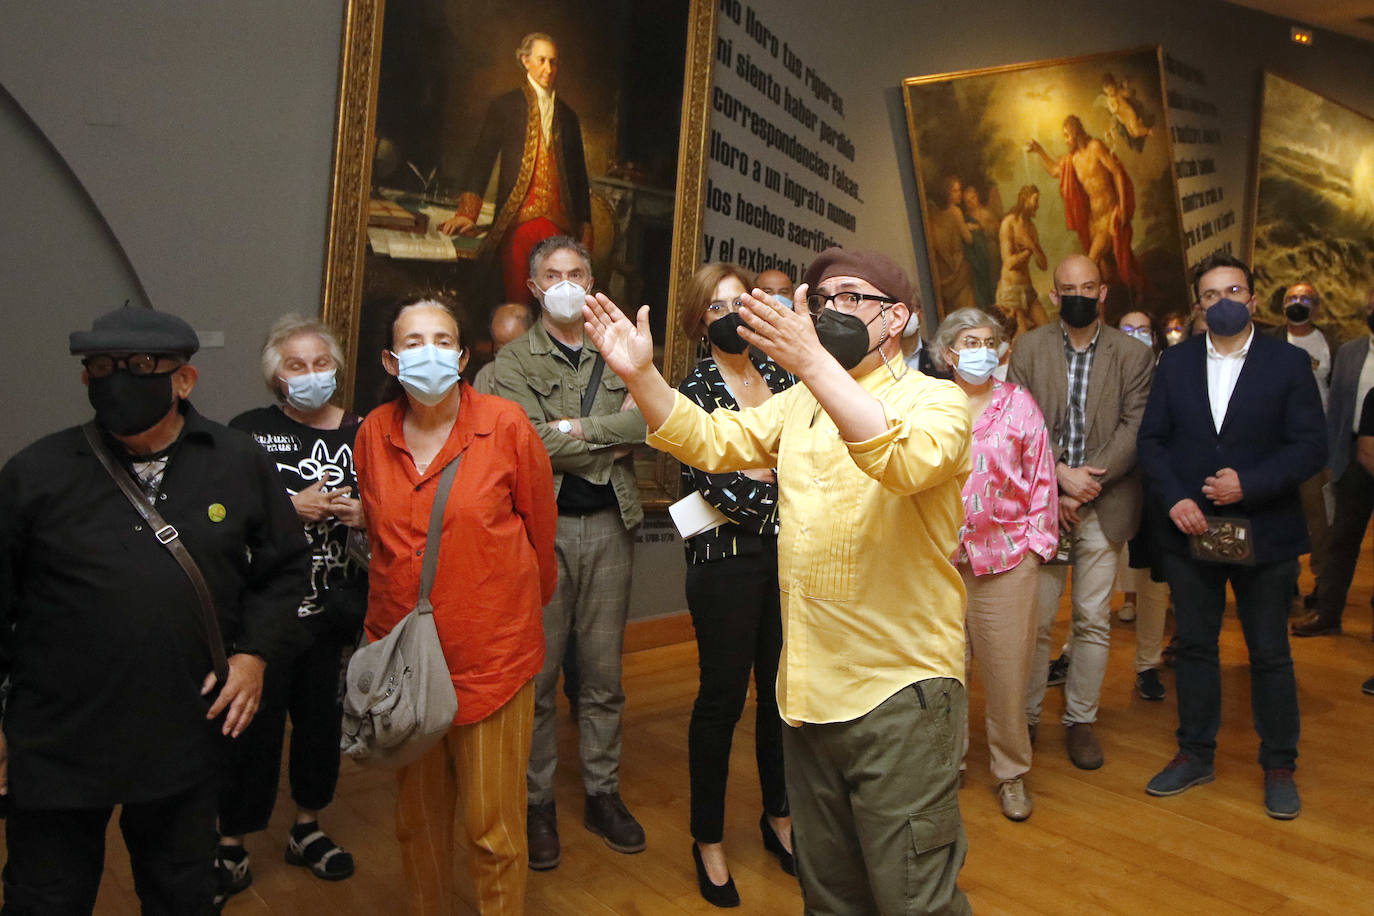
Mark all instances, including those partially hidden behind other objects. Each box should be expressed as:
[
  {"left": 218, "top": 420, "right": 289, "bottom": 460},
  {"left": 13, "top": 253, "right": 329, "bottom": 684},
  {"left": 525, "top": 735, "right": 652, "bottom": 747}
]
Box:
[
  {"left": 281, "top": 369, "right": 337, "bottom": 412},
  {"left": 1128, "top": 328, "right": 1153, "bottom": 347},
  {"left": 540, "top": 280, "right": 587, "bottom": 323},
  {"left": 390, "top": 344, "right": 461, "bottom": 406}
]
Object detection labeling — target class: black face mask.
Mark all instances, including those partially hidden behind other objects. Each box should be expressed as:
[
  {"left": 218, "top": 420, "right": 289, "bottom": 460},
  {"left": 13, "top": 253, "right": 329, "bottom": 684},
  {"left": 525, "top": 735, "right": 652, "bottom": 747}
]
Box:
[
  {"left": 1057, "top": 294, "right": 1099, "bottom": 329},
  {"left": 706, "top": 313, "right": 749, "bottom": 355},
  {"left": 88, "top": 370, "right": 176, "bottom": 436},
  {"left": 815, "top": 308, "right": 883, "bottom": 370},
  {"left": 1284, "top": 303, "right": 1312, "bottom": 324}
]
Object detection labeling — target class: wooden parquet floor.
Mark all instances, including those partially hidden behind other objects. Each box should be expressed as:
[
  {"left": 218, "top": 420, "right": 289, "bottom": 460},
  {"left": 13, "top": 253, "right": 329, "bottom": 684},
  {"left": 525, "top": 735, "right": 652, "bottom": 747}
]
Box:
[{"left": 11, "top": 559, "right": 1374, "bottom": 914}]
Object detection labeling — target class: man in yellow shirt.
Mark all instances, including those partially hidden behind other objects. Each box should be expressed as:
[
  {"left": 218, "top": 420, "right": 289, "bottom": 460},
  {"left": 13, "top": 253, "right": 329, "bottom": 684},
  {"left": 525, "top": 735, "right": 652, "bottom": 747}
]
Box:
[{"left": 585, "top": 248, "right": 972, "bottom": 914}]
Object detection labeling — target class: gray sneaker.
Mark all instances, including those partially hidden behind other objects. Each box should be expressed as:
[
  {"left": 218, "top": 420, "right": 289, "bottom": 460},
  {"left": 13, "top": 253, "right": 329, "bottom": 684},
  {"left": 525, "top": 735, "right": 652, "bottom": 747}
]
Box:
[
  {"left": 1145, "top": 752, "right": 1214, "bottom": 796},
  {"left": 1263, "top": 768, "right": 1300, "bottom": 819}
]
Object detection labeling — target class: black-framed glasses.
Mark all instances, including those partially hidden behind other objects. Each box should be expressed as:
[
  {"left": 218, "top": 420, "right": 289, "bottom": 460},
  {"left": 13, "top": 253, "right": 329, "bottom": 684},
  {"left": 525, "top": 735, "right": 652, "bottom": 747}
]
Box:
[
  {"left": 806, "top": 291, "right": 897, "bottom": 317},
  {"left": 81, "top": 354, "right": 180, "bottom": 378},
  {"left": 706, "top": 297, "right": 743, "bottom": 314},
  {"left": 1198, "top": 284, "right": 1250, "bottom": 306}
]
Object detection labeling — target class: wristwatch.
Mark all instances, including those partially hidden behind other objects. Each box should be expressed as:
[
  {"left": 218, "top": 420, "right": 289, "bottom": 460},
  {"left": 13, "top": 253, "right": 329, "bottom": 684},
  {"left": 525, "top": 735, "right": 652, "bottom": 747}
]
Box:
[{"left": 557, "top": 419, "right": 574, "bottom": 434}]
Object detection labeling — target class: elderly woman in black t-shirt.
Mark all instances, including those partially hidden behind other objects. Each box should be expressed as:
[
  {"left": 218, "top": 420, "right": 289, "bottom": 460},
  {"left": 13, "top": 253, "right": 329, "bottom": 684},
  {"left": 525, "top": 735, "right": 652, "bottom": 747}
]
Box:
[
  {"left": 677, "top": 263, "right": 795, "bottom": 908},
  {"left": 213, "top": 315, "right": 367, "bottom": 903}
]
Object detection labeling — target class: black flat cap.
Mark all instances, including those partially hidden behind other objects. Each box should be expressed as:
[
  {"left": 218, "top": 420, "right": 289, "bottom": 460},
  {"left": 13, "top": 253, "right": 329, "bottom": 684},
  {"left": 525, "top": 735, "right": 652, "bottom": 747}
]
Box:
[{"left": 70, "top": 304, "right": 200, "bottom": 357}]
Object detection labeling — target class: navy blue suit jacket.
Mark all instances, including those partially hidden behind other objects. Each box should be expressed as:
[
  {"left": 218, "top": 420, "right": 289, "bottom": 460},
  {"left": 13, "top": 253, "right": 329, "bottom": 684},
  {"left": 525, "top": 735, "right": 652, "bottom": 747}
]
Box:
[{"left": 1136, "top": 330, "right": 1326, "bottom": 564}]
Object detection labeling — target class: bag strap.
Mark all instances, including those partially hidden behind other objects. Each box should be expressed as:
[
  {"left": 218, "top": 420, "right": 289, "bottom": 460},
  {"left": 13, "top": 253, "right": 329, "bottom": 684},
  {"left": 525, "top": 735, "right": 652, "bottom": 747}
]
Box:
[
  {"left": 416, "top": 452, "right": 464, "bottom": 613},
  {"left": 581, "top": 354, "right": 606, "bottom": 418},
  {"left": 81, "top": 421, "right": 229, "bottom": 683}
]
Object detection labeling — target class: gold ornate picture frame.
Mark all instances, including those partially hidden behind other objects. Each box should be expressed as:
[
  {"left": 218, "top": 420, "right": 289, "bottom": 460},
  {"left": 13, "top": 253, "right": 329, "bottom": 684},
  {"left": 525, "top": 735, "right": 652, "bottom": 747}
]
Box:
[{"left": 319, "top": 0, "right": 716, "bottom": 507}]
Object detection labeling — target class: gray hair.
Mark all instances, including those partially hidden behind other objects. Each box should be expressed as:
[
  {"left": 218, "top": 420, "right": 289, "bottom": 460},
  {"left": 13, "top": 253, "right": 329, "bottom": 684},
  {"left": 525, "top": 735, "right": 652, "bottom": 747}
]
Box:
[
  {"left": 260, "top": 313, "right": 344, "bottom": 400},
  {"left": 931, "top": 307, "right": 1004, "bottom": 371},
  {"left": 516, "top": 32, "right": 556, "bottom": 66},
  {"left": 527, "top": 235, "right": 592, "bottom": 280}
]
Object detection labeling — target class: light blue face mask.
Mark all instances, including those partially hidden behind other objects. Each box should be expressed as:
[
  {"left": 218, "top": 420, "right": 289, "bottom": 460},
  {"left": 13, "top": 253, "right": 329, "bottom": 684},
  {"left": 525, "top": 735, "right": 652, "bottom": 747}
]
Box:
[
  {"left": 954, "top": 346, "right": 999, "bottom": 383},
  {"left": 390, "top": 344, "right": 462, "bottom": 405},
  {"left": 1128, "top": 328, "right": 1153, "bottom": 347},
  {"left": 772, "top": 294, "right": 794, "bottom": 311},
  {"left": 281, "top": 369, "right": 337, "bottom": 412}
]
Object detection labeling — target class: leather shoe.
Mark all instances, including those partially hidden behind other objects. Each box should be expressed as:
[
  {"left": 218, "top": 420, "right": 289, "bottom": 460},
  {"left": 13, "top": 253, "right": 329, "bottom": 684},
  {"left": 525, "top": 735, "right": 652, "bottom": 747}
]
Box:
[
  {"left": 692, "top": 843, "right": 739, "bottom": 908},
  {"left": 1263, "top": 768, "right": 1300, "bottom": 819},
  {"left": 998, "top": 778, "right": 1032, "bottom": 821},
  {"left": 1146, "top": 752, "right": 1214, "bottom": 796},
  {"left": 1291, "top": 612, "right": 1341, "bottom": 637},
  {"left": 584, "top": 792, "right": 646, "bottom": 854},
  {"left": 759, "top": 813, "right": 795, "bottom": 875},
  {"left": 526, "top": 802, "right": 561, "bottom": 870},
  {"left": 1064, "top": 722, "right": 1104, "bottom": 770}
]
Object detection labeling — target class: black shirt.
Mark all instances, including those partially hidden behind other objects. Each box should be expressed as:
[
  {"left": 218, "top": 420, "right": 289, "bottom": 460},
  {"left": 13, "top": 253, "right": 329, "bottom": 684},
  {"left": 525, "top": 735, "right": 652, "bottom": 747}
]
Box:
[
  {"left": 1359, "top": 388, "right": 1374, "bottom": 437},
  {"left": 677, "top": 354, "right": 793, "bottom": 564},
  {"left": 0, "top": 404, "right": 310, "bottom": 808},
  {"left": 230, "top": 406, "right": 366, "bottom": 637}
]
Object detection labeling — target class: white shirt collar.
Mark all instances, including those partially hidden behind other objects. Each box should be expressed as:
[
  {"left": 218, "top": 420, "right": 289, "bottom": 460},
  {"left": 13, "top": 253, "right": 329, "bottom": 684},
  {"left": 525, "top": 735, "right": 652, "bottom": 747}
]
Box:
[
  {"left": 1205, "top": 324, "right": 1254, "bottom": 360},
  {"left": 527, "top": 75, "right": 554, "bottom": 106}
]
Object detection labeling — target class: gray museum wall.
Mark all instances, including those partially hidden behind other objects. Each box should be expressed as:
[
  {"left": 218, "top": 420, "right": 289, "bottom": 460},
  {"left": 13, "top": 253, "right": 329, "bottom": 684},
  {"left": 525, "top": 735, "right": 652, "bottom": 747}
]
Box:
[{"left": 0, "top": 1, "right": 1369, "bottom": 621}]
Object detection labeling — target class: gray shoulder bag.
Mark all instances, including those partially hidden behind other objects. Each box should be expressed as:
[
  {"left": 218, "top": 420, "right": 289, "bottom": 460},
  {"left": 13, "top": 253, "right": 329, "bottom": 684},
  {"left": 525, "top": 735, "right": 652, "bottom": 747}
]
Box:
[
  {"left": 82, "top": 422, "right": 229, "bottom": 683},
  {"left": 340, "top": 454, "right": 462, "bottom": 768}
]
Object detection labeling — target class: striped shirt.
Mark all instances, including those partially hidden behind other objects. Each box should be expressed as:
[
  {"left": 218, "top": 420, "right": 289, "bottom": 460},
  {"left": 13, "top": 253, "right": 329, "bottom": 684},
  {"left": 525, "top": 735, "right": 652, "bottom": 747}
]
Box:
[{"left": 1060, "top": 324, "right": 1100, "bottom": 467}]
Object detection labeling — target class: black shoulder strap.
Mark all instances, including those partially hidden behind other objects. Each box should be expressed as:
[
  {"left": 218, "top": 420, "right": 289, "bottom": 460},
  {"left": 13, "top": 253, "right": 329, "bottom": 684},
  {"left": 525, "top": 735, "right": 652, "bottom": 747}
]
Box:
[
  {"left": 82, "top": 422, "right": 229, "bottom": 683},
  {"left": 581, "top": 354, "right": 606, "bottom": 417}
]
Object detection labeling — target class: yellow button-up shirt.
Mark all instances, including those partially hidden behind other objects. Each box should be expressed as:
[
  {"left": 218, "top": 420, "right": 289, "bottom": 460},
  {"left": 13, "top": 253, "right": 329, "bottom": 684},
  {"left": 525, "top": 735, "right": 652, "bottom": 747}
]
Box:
[{"left": 649, "top": 355, "right": 971, "bottom": 725}]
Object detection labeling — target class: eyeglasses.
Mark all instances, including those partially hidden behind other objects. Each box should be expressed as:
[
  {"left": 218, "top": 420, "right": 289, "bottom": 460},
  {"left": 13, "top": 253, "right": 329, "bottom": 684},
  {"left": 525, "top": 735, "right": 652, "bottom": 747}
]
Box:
[
  {"left": 1198, "top": 284, "right": 1250, "bottom": 305},
  {"left": 82, "top": 354, "right": 180, "bottom": 378},
  {"left": 1119, "top": 324, "right": 1149, "bottom": 334},
  {"left": 953, "top": 334, "right": 997, "bottom": 349},
  {"left": 1283, "top": 295, "right": 1316, "bottom": 307},
  {"left": 805, "top": 292, "right": 897, "bottom": 317},
  {"left": 706, "top": 297, "right": 743, "bottom": 314}
]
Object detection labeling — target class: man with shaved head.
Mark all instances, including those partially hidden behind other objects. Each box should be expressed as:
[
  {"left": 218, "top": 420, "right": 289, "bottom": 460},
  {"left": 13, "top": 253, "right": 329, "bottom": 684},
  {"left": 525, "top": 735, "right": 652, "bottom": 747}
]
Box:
[
  {"left": 1009, "top": 254, "right": 1154, "bottom": 770},
  {"left": 473, "top": 302, "right": 535, "bottom": 395}
]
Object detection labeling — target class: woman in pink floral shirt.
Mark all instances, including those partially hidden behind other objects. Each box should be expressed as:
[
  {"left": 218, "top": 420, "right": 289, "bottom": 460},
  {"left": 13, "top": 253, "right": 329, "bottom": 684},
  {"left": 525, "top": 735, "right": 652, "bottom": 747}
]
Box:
[{"left": 934, "top": 308, "right": 1057, "bottom": 822}]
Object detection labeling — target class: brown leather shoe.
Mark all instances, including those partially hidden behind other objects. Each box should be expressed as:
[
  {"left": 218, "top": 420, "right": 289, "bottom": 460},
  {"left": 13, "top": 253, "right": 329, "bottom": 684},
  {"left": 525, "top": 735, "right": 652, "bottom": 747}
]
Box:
[
  {"left": 584, "top": 792, "right": 646, "bottom": 854},
  {"left": 527, "top": 802, "right": 561, "bottom": 870},
  {"left": 1065, "top": 722, "right": 1104, "bottom": 770},
  {"left": 1291, "top": 612, "right": 1341, "bottom": 637}
]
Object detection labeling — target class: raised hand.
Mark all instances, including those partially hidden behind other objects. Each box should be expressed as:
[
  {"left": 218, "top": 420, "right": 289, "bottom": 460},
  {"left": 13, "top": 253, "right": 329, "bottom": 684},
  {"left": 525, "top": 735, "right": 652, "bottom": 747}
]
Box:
[
  {"left": 736, "top": 283, "right": 829, "bottom": 379},
  {"left": 584, "top": 293, "right": 655, "bottom": 381}
]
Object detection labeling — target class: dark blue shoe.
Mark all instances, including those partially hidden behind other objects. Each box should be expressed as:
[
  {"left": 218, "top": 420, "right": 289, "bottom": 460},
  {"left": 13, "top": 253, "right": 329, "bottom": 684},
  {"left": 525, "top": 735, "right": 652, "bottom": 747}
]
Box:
[
  {"left": 1145, "top": 752, "right": 1214, "bottom": 796},
  {"left": 1264, "top": 769, "right": 1300, "bottom": 819}
]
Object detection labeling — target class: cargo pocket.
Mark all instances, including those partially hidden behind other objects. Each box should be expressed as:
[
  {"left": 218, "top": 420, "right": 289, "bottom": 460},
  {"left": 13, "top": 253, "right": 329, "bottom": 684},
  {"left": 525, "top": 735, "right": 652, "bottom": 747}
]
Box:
[{"left": 904, "top": 801, "right": 962, "bottom": 905}]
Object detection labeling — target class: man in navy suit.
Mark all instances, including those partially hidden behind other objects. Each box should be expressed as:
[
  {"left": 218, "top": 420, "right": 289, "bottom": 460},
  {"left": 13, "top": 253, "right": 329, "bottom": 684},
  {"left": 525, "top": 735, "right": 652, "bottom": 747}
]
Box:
[{"left": 1137, "top": 254, "right": 1326, "bottom": 819}]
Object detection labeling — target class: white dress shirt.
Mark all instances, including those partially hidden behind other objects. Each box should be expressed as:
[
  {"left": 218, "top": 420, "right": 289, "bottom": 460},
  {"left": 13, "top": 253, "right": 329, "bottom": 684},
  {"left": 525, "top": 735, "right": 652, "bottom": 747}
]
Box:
[
  {"left": 1206, "top": 324, "right": 1253, "bottom": 433},
  {"left": 527, "top": 75, "right": 554, "bottom": 142}
]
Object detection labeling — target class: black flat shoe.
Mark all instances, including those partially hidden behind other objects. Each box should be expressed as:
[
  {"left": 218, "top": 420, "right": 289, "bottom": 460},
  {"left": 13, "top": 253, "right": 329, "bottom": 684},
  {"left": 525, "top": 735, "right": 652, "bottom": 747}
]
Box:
[
  {"left": 759, "top": 813, "right": 796, "bottom": 876},
  {"left": 692, "top": 843, "right": 740, "bottom": 908}
]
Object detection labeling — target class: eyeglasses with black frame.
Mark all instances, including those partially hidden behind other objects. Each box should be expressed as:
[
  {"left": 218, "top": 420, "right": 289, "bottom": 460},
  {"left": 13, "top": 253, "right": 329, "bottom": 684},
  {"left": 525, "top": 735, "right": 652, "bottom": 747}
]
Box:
[
  {"left": 1197, "top": 284, "right": 1250, "bottom": 306},
  {"left": 81, "top": 354, "right": 181, "bottom": 378},
  {"left": 805, "top": 291, "right": 897, "bottom": 317},
  {"left": 706, "top": 297, "right": 743, "bottom": 314}
]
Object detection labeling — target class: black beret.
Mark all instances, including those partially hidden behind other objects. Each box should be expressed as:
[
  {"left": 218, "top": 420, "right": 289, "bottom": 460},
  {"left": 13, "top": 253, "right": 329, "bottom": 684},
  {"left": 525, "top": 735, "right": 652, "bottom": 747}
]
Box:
[
  {"left": 70, "top": 305, "right": 200, "bottom": 357},
  {"left": 802, "top": 247, "right": 915, "bottom": 307}
]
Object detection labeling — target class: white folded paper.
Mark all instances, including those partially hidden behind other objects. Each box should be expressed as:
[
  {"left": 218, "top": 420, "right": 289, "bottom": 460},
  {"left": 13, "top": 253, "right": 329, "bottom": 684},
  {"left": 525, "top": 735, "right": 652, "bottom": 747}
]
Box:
[{"left": 668, "top": 490, "right": 730, "bottom": 539}]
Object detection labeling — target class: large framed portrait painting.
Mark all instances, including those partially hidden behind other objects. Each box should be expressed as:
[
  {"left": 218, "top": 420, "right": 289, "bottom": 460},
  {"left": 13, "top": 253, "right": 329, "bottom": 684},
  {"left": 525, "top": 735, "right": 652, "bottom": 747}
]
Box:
[
  {"left": 902, "top": 46, "right": 1188, "bottom": 336},
  {"left": 321, "top": 0, "right": 715, "bottom": 504}
]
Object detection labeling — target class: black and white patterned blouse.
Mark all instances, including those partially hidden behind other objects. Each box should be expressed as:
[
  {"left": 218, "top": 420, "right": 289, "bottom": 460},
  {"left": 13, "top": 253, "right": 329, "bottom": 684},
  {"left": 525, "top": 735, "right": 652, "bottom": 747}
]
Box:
[{"left": 678, "top": 353, "right": 794, "bottom": 564}]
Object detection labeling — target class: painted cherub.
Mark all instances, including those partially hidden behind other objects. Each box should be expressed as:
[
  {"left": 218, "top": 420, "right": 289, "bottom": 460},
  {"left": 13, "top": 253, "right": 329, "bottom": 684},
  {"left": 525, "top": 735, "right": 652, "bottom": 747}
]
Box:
[{"left": 1097, "top": 72, "right": 1153, "bottom": 152}]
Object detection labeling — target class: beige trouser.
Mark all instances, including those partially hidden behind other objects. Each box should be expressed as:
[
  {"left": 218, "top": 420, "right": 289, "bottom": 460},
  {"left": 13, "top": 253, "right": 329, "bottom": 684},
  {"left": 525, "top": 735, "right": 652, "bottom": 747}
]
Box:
[
  {"left": 960, "top": 555, "right": 1040, "bottom": 783},
  {"left": 395, "top": 680, "right": 534, "bottom": 916}
]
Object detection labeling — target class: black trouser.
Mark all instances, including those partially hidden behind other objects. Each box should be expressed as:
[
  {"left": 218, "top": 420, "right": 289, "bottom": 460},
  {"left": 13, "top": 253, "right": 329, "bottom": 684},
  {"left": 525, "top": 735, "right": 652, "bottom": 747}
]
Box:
[
  {"left": 1162, "top": 554, "right": 1300, "bottom": 770},
  {"left": 2, "top": 778, "right": 219, "bottom": 916},
  {"left": 686, "top": 545, "right": 787, "bottom": 843},
  {"left": 1314, "top": 457, "right": 1374, "bottom": 624},
  {"left": 217, "top": 631, "right": 350, "bottom": 836}
]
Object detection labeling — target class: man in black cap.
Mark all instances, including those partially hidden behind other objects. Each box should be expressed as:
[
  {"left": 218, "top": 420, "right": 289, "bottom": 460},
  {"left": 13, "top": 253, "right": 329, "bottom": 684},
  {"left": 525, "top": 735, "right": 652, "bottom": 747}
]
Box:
[
  {"left": 585, "top": 248, "right": 973, "bottom": 914},
  {"left": 0, "top": 305, "right": 310, "bottom": 914}
]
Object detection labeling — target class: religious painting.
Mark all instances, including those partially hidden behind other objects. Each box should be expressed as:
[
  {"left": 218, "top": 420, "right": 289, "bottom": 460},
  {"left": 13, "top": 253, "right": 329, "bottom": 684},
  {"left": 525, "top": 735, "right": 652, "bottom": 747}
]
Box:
[
  {"left": 322, "top": 0, "right": 716, "bottom": 504},
  {"left": 902, "top": 46, "right": 1188, "bottom": 337},
  {"left": 1251, "top": 72, "right": 1374, "bottom": 343}
]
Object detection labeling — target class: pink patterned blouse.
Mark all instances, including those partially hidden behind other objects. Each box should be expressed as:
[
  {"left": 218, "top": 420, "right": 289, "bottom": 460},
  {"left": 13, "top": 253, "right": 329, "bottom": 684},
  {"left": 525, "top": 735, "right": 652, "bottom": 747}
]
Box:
[{"left": 957, "top": 380, "right": 1058, "bottom": 576}]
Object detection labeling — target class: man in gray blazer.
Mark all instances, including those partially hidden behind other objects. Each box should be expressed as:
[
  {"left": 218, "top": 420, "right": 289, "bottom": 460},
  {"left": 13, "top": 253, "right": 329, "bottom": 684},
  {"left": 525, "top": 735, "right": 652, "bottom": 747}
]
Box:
[
  {"left": 1293, "top": 288, "right": 1374, "bottom": 636},
  {"left": 1010, "top": 254, "right": 1154, "bottom": 769}
]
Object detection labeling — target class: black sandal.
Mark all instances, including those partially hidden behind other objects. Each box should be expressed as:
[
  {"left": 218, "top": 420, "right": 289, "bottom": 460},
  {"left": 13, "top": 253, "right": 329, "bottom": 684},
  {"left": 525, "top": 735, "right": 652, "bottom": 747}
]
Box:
[{"left": 285, "top": 822, "right": 355, "bottom": 881}]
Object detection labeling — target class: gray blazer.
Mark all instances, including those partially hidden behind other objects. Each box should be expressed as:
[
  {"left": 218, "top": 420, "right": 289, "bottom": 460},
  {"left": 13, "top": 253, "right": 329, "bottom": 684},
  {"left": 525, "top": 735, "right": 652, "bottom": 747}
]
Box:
[
  {"left": 1326, "top": 335, "right": 1371, "bottom": 480},
  {"left": 1009, "top": 322, "right": 1155, "bottom": 544}
]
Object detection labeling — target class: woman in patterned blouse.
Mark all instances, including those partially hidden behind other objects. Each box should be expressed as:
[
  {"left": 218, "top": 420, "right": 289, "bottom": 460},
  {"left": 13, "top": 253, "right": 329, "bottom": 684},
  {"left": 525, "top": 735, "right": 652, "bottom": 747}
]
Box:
[
  {"left": 934, "top": 308, "right": 1057, "bottom": 823},
  {"left": 677, "top": 263, "right": 795, "bottom": 907}
]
